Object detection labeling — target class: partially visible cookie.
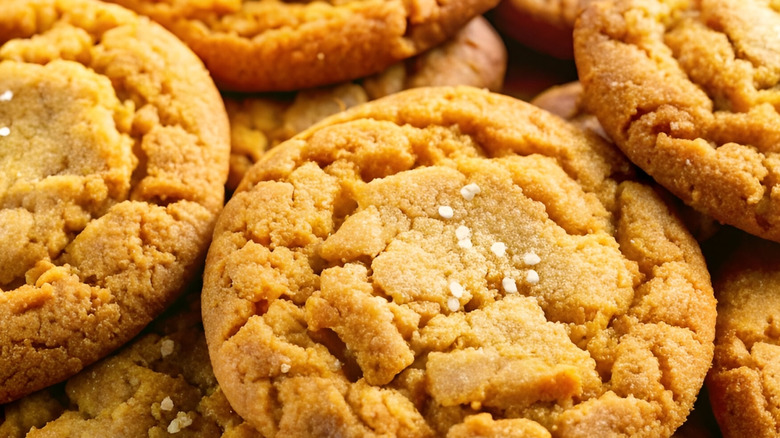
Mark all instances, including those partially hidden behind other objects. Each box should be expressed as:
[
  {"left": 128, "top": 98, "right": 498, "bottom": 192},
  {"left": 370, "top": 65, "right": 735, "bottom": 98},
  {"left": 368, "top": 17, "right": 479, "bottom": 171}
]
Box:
[
  {"left": 575, "top": 0, "right": 780, "bottom": 243},
  {"left": 204, "top": 86, "right": 716, "bottom": 437},
  {"left": 102, "top": 0, "right": 501, "bottom": 92},
  {"left": 0, "top": 0, "right": 230, "bottom": 403},
  {"left": 225, "top": 16, "right": 506, "bottom": 191},
  {"left": 0, "top": 288, "right": 256, "bottom": 438},
  {"left": 706, "top": 232, "right": 780, "bottom": 438}
]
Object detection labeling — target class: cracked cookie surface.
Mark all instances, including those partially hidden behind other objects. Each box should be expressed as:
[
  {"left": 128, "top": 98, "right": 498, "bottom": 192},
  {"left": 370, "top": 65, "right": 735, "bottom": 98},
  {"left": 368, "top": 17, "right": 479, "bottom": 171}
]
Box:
[
  {"left": 575, "top": 0, "right": 780, "bottom": 243},
  {"left": 0, "top": 0, "right": 230, "bottom": 404},
  {"left": 202, "top": 86, "right": 716, "bottom": 437},
  {"left": 101, "top": 0, "right": 501, "bottom": 92}
]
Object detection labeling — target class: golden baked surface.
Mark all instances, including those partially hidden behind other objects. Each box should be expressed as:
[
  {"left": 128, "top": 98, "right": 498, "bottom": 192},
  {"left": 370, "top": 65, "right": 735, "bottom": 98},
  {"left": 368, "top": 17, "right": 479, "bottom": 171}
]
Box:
[
  {"left": 224, "top": 16, "right": 507, "bottom": 192},
  {"left": 707, "top": 233, "right": 780, "bottom": 438},
  {"left": 101, "top": 0, "right": 501, "bottom": 92},
  {"left": 202, "top": 86, "right": 716, "bottom": 437},
  {"left": 0, "top": 0, "right": 229, "bottom": 404},
  {"left": 575, "top": 0, "right": 780, "bottom": 243}
]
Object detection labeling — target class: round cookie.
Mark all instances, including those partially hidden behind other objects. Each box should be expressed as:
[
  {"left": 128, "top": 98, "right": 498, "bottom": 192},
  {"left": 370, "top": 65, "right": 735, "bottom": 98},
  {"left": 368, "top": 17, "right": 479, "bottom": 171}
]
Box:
[
  {"left": 0, "top": 288, "right": 255, "bottom": 438},
  {"left": 203, "top": 86, "right": 716, "bottom": 437},
  {"left": 574, "top": 0, "right": 780, "bottom": 243},
  {"left": 706, "top": 231, "right": 780, "bottom": 438},
  {"left": 0, "top": 0, "right": 230, "bottom": 404},
  {"left": 490, "top": 0, "right": 584, "bottom": 59},
  {"left": 225, "top": 16, "right": 507, "bottom": 191},
  {"left": 101, "top": 0, "right": 502, "bottom": 92}
]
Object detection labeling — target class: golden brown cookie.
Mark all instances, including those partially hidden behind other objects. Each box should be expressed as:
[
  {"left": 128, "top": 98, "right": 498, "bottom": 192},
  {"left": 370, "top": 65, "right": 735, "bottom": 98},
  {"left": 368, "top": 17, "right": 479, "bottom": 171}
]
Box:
[
  {"left": 225, "top": 16, "right": 506, "bottom": 191},
  {"left": 101, "top": 0, "right": 501, "bottom": 92},
  {"left": 0, "top": 288, "right": 257, "bottom": 438},
  {"left": 490, "top": 0, "right": 585, "bottom": 59},
  {"left": 705, "top": 231, "right": 780, "bottom": 438},
  {"left": 575, "top": 0, "right": 780, "bottom": 243},
  {"left": 0, "top": 0, "right": 230, "bottom": 404},
  {"left": 203, "top": 86, "right": 716, "bottom": 437}
]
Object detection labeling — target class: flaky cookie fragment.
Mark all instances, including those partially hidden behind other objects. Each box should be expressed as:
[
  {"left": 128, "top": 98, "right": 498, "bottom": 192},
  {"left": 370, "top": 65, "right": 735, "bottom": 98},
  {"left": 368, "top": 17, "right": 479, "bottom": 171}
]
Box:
[
  {"left": 224, "top": 16, "right": 507, "bottom": 191},
  {"left": 101, "top": 0, "right": 501, "bottom": 92},
  {"left": 202, "top": 86, "right": 716, "bottom": 437},
  {"left": 0, "top": 0, "right": 230, "bottom": 404},
  {"left": 706, "top": 232, "right": 780, "bottom": 438},
  {"left": 575, "top": 0, "right": 780, "bottom": 243}
]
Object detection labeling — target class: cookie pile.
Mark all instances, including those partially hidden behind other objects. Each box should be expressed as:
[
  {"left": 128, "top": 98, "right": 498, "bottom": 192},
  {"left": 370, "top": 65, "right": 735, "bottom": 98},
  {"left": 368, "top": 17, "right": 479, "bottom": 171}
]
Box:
[{"left": 3, "top": 0, "right": 774, "bottom": 437}]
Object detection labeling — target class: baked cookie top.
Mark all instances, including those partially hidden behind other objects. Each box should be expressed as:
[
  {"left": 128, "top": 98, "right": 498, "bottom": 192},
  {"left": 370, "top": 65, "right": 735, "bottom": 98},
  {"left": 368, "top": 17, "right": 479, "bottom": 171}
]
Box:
[
  {"left": 202, "top": 86, "right": 716, "bottom": 437},
  {"left": 491, "top": 0, "right": 583, "bottom": 58},
  {"left": 225, "top": 16, "right": 507, "bottom": 191},
  {"left": 574, "top": 0, "right": 780, "bottom": 243},
  {"left": 706, "top": 232, "right": 780, "bottom": 438},
  {"left": 0, "top": 0, "right": 229, "bottom": 404},
  {"left": 102, "top": 0, "right": 501, "bottom": 92}
]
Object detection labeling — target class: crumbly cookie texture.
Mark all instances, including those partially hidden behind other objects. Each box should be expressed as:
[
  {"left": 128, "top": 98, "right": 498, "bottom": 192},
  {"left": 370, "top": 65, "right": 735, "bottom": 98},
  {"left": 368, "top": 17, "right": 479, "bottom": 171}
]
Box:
[
  {"left": 575, "top": 0, "right": 780, "bottom": 243},
  {"left": 707, "top": 233, "right": 780, "bottom": 438},
  {"left": 224, "top": 15, "right": 506, "bottom": 191},
  {"left": 101, "top": 0, "right": 501, "bottom": 92},
  {"left": 0, "top": 291, "right": 257, "bottom": 438},
  {"left": 203, "top": 86, "right": 716, "bottom": 437},
  {"left": 0, "top": 0, "right": 229, "bottom": 403}
]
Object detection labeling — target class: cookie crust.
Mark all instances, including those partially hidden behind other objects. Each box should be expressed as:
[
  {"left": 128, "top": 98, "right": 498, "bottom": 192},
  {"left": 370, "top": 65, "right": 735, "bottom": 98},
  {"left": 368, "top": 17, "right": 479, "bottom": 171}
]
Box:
[
  {"left": 575, "top": 0, "right": 780, "bottom": 243},
  {"left": 203, "top": 86, "right": 715, "bottom": 437},
  {"left": 103, "top": 0, "right": 501, "bottom": 92},
  {"left": 0, "top": 0, "right": 229, "bottom": 403}
]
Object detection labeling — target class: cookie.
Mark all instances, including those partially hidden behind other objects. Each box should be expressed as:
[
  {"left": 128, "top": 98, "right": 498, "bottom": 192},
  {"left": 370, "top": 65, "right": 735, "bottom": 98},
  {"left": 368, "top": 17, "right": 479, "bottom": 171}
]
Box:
[
  {"left": 225, "top": 16, "right": 507, "bottom": 191},
  {"left": 0, "top": 0, "right": 230, "bottom": 404},
  {"left": 202, "top": 86, "right": 716, "bottom": 437},
  {"left": 490, "top": 0, "right": 585, "bottom": 59},
  {"left": 574, "top": 0, "right": 780, "bottom": 243},
  {"left": 0, "top": 287, "right": 256, "bottom": 438},
  {"left": 101, "top": 0, "right": 501, "bottom": 92},
  {"left": 705, "top": 231, "right": 780, "bottom": 438}
]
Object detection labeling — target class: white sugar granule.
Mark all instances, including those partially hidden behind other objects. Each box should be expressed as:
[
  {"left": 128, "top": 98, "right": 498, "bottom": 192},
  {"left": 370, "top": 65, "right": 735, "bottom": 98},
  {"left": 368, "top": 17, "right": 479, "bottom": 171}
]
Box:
[
  {"left": 160, "top": 396, "right": 174, "bottom": 411},
  {"left": 160, "top": 339, "right": 175, "bottom": 358},
  {"left": 280, "top": 363, "right": 291, "bottom": 373},
  {"left": 526, "top": 270, "right": 540, "bottom": 285},
  {"left": 523, "top": 252, "right": 541, "bottom": 266},
  {"left": 458, "top": 238, "right": 473, "bottom": 249},
  {"left": 167, "top": 412, "right": 193, "bottom": 434},
  {"left": 447, "top": 296, "right": 460, "bottom": 312},
  {"left": 449, "top": 281, "right": 464, "bottom": 298},
  {"left": 0, "top": 90, "right": 12, "bottom": 102},
  {"left": 502, "top": 277, "right": 518, "bottom": 293},
  {"left": 460, "top": 183, "right": 481, "bottom": 200},
  {"left": 491, "top": 242, "right": 507, "bottom": 257},
  {"left": 455, "top": 225, "right": 471, "bottom": 241},
  {"left": 438, "top": 205, "right": 454, "bottom": 219},
  {"left": 0, "top": 127, "right": 9, "bottom": 137}
]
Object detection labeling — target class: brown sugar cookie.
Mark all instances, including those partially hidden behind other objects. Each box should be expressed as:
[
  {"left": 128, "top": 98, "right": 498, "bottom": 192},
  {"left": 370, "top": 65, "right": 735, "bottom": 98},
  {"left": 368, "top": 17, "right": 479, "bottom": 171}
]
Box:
[
  {"left": 101, "top": 0, "right": 501, "bottom": 92},
  {"left": 0, "top": 288, "right": 257, "bottom": 438},
  {"left": 574, "top": 0, "right": 780, "bottom": 244},
  {"left": 705, "top": 231, "right": 780, "bottom": 438},
  {"left": 0, "top": 0, "right": 230, "bottom": 404},
  {"left": 202, "top": 86, "right": 717, "bottom": 437},
  {"left": 491, "top": 0, "right": 585, "bottom": 59},
  {"left": 225, "top": 16, "right": 506, "bottom": 191}
]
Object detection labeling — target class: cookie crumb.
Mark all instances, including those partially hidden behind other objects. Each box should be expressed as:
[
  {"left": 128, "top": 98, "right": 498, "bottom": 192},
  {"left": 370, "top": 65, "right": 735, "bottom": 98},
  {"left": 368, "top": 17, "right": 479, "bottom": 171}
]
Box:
[
  {"left": 280, "top": 363, "right": 291, "bottom": 373},
  {"left": 447, "top": 296, "right": 460, "bottom": 312},
  {"left": 160, "top": 339, "right": 175, "bottom": 357},
  {"left": 167, "top": 412, "right": 193, "bottom": 434},
  {"left": 457, "top": 238, "right": 473, "bottom": 249},
  {"left": 438, "top": 205, "right": 454, "bottom": 219},
  {"left": 449, "top": 281, "right": 464, "bottom": 298},
  {"left": 460, "top": 183, "right": 481, "bottom": 200},
  {"left": 502, "top": 277, "right": 517, "bottom": 293},
  {"left": 0, "top": 90, "right": 12, "bottom": 101},
  {"left": 160, "top": 396, "right": 174, "bottom": 411},
  {"left": 455, "top": 225, "right": 471, "bottom": 240},
  {"left": 490, "top": 242, "right": 507, "bottom": 257},
  {"left": 523, "top": 252, "right": 541, "bottom": 265},
  {"left": 526, "top": 270, "right": 540, "bottom": 285},
  {"left": 0, "top": 127, "right": 9, "bottom": 137}
]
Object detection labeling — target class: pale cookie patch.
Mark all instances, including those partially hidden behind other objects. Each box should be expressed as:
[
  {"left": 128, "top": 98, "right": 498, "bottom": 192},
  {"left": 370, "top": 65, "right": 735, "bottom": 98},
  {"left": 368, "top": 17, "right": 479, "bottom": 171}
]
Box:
[
  {"left": 0, "top": 0, "right": 229, "bottom": 404},
  {"left": 203, "top": 86, "right": 716, "bottom": 437}
]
